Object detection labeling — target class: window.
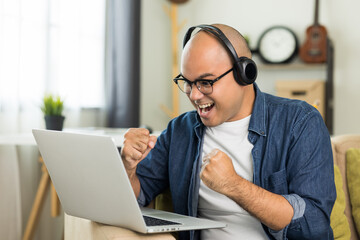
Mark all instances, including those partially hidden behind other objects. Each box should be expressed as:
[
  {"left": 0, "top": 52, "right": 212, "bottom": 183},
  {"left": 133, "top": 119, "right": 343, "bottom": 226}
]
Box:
[{"left": 0, "top": 0, "right": 106, "bottom": 112}]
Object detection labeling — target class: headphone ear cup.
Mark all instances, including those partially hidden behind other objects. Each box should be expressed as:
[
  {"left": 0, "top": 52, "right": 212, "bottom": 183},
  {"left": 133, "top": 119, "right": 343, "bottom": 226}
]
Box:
[{"left": 234, "top": 57, "right": 257, "bottom": 85}]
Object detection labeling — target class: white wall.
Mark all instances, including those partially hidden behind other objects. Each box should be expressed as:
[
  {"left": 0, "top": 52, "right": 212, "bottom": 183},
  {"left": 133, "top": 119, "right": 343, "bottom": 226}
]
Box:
[{"left": 140, "top": 0, "right": 360, "bottom": 135}]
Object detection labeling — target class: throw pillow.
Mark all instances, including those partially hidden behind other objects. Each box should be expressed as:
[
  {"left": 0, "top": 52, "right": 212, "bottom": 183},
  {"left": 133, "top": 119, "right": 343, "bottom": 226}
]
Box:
[
  {"left": 346, "top": 148, "right": 360, "bottom": 236},
  {"left": 330, "top": 164, "right": 351, "bottom": 239}
]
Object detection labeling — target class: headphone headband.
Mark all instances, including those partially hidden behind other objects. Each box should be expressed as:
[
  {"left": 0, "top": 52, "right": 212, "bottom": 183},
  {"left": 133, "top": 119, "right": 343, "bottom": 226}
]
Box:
[
  {"left": 182, "top": 24, "right": 257, "bottom": 86},
  {"left": 183, "top": 25, "right": 239, "bottom": 61}
]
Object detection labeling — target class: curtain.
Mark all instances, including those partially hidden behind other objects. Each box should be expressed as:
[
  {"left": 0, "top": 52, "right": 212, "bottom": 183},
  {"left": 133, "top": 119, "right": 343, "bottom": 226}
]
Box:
[
  {"left": 0, "top": 0, "right": 106, "bottom": 239},
  {"left": 105, "top": 0, "right": 141, "bottom": 128},
  {"left": 0, "top": 0, "right": 106, "bottom": 134}
]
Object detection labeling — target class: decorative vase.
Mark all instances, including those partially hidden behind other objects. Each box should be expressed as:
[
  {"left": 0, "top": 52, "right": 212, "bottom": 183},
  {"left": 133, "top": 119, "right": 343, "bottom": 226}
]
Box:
[{"left": 44, "top": 115, "right": 65, "bottom": 131}]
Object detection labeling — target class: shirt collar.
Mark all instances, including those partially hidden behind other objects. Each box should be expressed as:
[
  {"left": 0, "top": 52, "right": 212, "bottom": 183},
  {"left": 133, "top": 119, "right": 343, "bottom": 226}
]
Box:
[
  {"left": 249, "top": 83, "right": 267, "bottom": 137},
  {"left": 194, "top": 113, "right": 204, "bottom": 139}
]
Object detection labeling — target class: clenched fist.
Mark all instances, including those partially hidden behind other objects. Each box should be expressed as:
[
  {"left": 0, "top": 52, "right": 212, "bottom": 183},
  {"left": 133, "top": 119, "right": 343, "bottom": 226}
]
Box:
[
  {"left": 121, "top": 128, "right": 157, "bottom": 176},
  {"left": 200, "top": 149, "right": 238, "bottom": 195}
]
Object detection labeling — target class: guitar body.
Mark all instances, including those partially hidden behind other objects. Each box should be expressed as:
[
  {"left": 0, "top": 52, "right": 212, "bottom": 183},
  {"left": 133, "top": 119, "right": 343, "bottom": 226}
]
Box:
[
  {"left": 299, "top": 24, "right": 327, "bottom": 63},
  {"left": 299, "top": 0, "right": 328, "bottom": 63}
]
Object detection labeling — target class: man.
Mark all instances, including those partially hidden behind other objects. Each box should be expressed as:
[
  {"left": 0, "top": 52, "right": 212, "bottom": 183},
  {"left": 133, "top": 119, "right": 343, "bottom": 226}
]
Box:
[{"left": 121, "top": 24, "right": 336, "bottom": 240}]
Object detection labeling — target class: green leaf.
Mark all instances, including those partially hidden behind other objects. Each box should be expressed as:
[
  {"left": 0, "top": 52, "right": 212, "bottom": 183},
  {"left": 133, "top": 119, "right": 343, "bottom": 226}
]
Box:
[{"left": 41, "top": 94, "right": 64, "bottom": 116}]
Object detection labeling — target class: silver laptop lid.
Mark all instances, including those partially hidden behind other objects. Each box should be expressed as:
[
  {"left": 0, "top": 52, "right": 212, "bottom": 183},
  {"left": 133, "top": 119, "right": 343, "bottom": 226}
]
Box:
[{"left": 32, "top": 129, "right": 148, "bottom": 233}]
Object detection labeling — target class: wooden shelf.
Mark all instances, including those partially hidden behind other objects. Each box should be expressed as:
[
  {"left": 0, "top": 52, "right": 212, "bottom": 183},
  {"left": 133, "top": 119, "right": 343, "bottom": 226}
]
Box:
[
  {"left": 258, "top": 62, "right": 326, "bottom": 71},
  {"left": 253, "top": 55, "right": 327, "bottom": 71}
]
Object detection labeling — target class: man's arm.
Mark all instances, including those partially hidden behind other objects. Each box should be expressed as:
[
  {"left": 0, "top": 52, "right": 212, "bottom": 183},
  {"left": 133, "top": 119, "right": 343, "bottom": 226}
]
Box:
[
  {"left": 121, "top": 128, "right": 157, "bottom": 198},
  {"left": 200, "top": 149, "right": 293, "bottom": 231}
]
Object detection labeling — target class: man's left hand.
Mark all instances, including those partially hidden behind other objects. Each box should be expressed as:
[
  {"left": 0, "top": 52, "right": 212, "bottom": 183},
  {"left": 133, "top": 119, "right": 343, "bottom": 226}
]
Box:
[{"left": 200, "top": 149, "right": 238, "bottom": 195}]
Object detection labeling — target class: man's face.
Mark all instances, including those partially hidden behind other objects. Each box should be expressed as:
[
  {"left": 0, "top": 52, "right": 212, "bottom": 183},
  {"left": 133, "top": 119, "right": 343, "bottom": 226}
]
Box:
[{"left": 181, "top": 32, "right": 254, "bottom": 127}]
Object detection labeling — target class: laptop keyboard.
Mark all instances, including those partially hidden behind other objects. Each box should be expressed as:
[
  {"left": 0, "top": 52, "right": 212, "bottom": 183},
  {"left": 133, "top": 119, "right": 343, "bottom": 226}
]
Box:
[{"left": 143, "top": 215, "right": 181, "bottom": 226}]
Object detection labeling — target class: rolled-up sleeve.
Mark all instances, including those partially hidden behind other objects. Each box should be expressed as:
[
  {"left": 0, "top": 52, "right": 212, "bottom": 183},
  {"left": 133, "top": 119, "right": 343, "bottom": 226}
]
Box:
[
  {"left": 266, "top": 194, "right": 306, "bottom": 240},
  {"left": 283, "top": 194, "right": 306, "bottom": 220}
]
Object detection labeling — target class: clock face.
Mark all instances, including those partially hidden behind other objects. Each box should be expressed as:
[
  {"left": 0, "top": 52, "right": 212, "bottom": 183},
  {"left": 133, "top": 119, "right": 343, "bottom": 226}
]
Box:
[{"left": 258, "top": 26, "right": 298, "bottom": 63}]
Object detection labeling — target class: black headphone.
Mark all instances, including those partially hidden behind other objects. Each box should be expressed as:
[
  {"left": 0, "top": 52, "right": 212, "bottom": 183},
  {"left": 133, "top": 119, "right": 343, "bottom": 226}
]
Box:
[{"left": 183, "top": 24, "right": 257, "bottom": 86}]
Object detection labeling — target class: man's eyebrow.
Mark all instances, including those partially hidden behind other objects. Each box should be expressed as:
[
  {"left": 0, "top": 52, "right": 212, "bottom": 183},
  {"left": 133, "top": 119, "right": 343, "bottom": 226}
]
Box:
[
  {"left": 197, "top": 73, "right": 215, "bottom": 79},
  {"left": 182, "top": 72, "right": 215, "bottom": 81}
]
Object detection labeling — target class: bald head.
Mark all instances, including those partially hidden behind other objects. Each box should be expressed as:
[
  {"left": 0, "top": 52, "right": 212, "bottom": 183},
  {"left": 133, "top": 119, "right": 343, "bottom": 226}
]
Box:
[{"left": 183, "top": 24, "right": 252, "bottom": 61}]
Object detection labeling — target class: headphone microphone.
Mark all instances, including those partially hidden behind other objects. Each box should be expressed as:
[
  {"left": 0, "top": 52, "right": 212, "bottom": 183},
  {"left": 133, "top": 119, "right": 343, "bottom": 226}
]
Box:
[{"left": 183, "top": 25, "right": 257, "bottom": 86}]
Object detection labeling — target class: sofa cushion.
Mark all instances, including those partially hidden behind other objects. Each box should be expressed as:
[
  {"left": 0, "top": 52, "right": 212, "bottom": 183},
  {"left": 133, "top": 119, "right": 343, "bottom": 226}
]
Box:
[
  {"left": 331, "top": 135, "right": 360, "bottom": 240},
  {"left": 331, "top": 164, "right": 351, "bottom": 239},
  {"left": 346, "top": 148, "right": 360, "bottom": 236}
]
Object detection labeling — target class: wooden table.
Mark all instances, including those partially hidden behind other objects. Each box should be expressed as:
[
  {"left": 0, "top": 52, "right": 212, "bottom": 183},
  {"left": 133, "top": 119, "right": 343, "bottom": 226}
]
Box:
[{"left": 64, "top": 214, "right": 176, "bottom": 240}]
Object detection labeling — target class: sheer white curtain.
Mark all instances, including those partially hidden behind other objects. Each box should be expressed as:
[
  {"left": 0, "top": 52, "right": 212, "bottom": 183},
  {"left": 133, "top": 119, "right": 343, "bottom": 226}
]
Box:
[
  {"left": 0, "top": 0, "right": 105, "bottom": 239},
  {"left": 0, "top": 0, "right": 106, "bottom": 134}
]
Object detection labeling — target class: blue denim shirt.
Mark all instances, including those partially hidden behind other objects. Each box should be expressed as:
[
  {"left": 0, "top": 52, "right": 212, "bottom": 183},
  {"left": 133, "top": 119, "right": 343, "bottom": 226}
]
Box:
[{"left": 137, "top": 83, "right": 336, "bottom": 240}]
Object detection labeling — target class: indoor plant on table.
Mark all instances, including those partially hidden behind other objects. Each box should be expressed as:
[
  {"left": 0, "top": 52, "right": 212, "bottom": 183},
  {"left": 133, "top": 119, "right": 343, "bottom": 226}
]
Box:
[{"left": 41, "top": 94, "right": 65, "bottom": 131}]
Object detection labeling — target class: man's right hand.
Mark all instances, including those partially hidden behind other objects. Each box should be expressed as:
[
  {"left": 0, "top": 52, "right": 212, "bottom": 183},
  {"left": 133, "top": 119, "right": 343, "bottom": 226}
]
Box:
[{"left": 121, "top": 128, "right": 157, "bottom": 176}]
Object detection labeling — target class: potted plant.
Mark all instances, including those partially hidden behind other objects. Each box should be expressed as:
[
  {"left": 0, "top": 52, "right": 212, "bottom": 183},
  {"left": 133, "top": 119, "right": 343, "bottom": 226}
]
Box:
[{"left": 41, "top": 94, "right": 65, "bottom": 131}]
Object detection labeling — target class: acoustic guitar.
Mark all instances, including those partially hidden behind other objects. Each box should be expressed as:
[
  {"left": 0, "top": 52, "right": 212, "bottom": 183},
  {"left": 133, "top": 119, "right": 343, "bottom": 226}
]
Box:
[{"left": 299, "top": 0, "right": 327, "bottom": 63}]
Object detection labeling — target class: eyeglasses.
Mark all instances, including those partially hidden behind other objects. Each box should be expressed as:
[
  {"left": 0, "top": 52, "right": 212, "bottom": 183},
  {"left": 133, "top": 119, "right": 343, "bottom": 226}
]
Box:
[{"left": 173, "top": 68, "right": 233, "bottom": 95}]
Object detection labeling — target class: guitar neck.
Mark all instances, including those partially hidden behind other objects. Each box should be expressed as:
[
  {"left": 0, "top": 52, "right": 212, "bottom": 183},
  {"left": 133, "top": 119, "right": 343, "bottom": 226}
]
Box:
[{"left": 314, "top": 0, "right": 319, "bottom": 25}]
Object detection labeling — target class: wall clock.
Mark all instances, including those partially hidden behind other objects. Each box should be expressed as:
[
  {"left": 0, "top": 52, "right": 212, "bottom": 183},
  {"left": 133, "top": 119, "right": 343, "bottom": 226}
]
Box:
[{"left": 257, "top": 26, "right": 298, "bottom": 64}]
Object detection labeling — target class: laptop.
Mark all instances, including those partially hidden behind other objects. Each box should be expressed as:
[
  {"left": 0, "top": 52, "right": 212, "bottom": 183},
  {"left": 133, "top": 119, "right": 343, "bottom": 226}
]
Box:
[{"left": 32, "top": 129, "right": 226, "bottom": 233}]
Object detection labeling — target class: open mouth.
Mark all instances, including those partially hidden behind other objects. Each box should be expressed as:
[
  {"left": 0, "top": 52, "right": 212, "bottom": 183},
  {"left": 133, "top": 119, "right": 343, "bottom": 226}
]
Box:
[{"left": 198, "top": 103, "right": 215, "bottom": 114}]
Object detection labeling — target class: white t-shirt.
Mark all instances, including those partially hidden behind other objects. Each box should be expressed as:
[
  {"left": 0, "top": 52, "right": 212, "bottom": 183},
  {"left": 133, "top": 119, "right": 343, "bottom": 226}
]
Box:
[{"left": 198, "top": 115, "right": 268, "bottom": 239}]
